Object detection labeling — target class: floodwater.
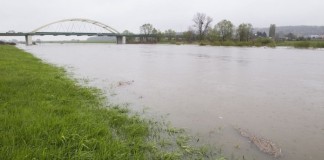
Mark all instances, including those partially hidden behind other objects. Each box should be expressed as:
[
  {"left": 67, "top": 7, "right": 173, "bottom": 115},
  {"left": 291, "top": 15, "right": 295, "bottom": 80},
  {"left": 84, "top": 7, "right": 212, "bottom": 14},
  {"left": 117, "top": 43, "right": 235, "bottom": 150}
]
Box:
[{"left": 21, "top": 44, "right": 324, "bottom": 160}]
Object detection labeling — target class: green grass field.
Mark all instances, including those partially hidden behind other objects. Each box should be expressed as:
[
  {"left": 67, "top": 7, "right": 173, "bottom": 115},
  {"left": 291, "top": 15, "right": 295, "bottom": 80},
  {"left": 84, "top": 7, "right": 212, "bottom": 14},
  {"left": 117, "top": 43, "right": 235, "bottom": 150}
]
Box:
[
  {"left": 0, "top": 45, "right": 223, "bottom": 160},
  {"left": 276, "top": 40, "right": 324, "bottom": 48}
]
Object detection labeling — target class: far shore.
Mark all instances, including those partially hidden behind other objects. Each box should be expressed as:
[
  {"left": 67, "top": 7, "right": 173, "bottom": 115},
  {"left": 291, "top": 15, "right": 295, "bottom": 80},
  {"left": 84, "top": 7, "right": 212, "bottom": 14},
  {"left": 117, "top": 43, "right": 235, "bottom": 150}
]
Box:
[{"left": 11, "top": 39, "right": 324, "bottom": 49}]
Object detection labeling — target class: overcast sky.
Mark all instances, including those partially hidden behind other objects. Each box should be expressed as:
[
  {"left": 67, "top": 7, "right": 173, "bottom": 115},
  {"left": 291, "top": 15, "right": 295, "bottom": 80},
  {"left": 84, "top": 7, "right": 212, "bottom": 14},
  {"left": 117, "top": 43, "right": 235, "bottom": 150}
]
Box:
[{"left": 1, "top": 0, "right": 323, "bottom": 33}]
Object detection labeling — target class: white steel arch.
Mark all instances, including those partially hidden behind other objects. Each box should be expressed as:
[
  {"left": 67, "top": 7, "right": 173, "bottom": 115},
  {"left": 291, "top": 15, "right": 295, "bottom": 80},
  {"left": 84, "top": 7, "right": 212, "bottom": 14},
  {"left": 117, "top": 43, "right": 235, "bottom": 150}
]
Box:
[{"left": 30, "top": 18, "right": 120, "bottom": 34}]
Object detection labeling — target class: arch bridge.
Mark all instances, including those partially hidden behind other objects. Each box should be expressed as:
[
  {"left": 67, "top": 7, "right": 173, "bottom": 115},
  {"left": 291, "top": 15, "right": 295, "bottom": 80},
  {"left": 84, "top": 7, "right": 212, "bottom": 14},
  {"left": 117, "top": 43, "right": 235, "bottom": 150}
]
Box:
[{"left": 2, "top": 18, "right": 127, "bottom": 45}]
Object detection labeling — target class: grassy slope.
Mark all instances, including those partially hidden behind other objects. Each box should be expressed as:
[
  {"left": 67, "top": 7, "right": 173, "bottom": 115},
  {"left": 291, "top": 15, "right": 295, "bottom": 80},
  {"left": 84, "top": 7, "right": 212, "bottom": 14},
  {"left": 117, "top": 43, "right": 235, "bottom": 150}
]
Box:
[
  {"left": 0, "top": 45, "right": 152, "bottom": 159},
  {"left": 0, "top": 45, "right": 224, "bottom": 160}
]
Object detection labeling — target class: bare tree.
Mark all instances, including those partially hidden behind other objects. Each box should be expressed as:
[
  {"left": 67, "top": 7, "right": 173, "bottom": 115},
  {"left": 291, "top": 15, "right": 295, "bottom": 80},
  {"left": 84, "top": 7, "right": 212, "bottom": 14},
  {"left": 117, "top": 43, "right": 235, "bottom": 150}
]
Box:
[
  {"left": 140, "top": 23, "right": 154, "bottom": 42},
  {"left": 164, "top": 29, "right": 176, "bottom": 41},
  {"left": 140, "top": 23, "right": 154, "bottom": 35},
  {"left": 193, "top": 13, "right": 213, "bottom": 41}
]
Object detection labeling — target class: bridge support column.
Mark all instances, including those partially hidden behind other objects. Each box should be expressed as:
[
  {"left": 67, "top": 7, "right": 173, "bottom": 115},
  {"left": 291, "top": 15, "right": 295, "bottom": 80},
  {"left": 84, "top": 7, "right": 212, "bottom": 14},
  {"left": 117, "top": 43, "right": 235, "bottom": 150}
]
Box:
[
  {"left": 116, "top": 36, "right": 126, "bottom": 44},
  {"left": 25, "top": 35, "right": 33, "bottom": 45}
]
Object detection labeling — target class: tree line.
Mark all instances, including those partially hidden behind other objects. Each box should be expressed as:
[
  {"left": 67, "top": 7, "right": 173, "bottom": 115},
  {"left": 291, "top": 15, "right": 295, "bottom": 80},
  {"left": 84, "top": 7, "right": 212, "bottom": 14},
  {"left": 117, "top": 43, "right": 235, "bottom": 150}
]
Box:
[{"left": 123, "top": 12, "right": 278, "bottom": 45}]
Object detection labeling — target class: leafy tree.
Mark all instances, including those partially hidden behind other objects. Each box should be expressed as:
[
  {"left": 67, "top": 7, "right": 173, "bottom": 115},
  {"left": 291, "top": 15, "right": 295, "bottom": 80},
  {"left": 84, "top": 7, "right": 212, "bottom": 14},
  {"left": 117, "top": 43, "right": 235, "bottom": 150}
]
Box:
[
  {"left": 262, "top": 32, "right": 267, "bottom": 37},
  {"left": 183, "top": 27, "right": 196, "bottom": 43},
  {"left": 122, "top": 30, "right": 135, "bottom": 43},
  {"left": 256, "top": 31, "right": 267, "bottom": 38},
  {"left": 206, "top": 27, "right": 219, "bottom": 42},
  {"left": 286, "top": 33, "right": 297, "bottom": 40},
  {"left": 237, "top": 23, "right": 253, "bottom": 41},
  {"left": 193, "top": 13, "right": 213, "bottom": 41},
  {"left": 164, "top": 29, "right": 177, "bottom": 41},
  {"left": 122, "top": 30, "right": 132, "bottom": 35},
  {"left": 269, "top": 24, "right": 276, "bottom": 38},
  {"left": 152, "top": 28, "right": 163, "bottom": 42},
  {"left": 215, "top": 20, "right": 234, "bottom": 41}
]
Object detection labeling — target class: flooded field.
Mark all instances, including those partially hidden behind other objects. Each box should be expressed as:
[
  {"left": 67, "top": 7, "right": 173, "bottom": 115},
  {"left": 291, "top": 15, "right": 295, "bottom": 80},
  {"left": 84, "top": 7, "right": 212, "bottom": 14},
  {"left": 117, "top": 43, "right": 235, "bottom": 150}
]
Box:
[{"left": 21, "top": 44, "right": 324, "bottom": 160}]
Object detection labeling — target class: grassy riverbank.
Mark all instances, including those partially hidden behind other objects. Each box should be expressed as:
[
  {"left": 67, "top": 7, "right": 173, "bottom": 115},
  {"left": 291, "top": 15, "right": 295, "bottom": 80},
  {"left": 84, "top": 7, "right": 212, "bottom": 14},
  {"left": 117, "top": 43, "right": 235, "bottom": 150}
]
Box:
[
  {"left": 158, "top": 39, "right": 324, "bottom": 48},
  {"left": 34, "top": 39, "right": 324, "bottom": 49},
  {"left": 0, "top": 45, "right": 222, "bottom": 159},
  {"left": 197, "top": 40, "right": 324, "bottom": 48},
  {"left": 276, "top": 40, "right": 324, "bottom": 48}
]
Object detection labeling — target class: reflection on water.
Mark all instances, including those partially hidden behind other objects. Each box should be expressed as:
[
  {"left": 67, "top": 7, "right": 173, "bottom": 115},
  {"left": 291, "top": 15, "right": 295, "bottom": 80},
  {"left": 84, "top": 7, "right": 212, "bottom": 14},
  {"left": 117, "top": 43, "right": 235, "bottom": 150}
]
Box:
[{"left": 22, "top": 44, "right": 324, "bottom": 160}]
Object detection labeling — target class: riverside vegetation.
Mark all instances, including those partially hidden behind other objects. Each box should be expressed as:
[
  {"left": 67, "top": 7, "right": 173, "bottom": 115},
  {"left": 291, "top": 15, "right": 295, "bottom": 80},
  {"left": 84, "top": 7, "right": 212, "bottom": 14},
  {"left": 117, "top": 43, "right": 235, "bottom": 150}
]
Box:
[
  {"left": 0, "top": 45, "right": 225, "bottom": 159},
  {"left": 196, "top": 39, "right": 324, "bottom": 48},
  {"left": 119, "top": 13, "right": 324, "bottom": 48}
]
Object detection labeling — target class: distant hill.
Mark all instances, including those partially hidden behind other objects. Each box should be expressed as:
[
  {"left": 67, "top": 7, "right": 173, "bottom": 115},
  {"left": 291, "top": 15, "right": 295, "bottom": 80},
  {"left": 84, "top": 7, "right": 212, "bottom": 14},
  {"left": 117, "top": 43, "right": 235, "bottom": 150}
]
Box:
[
  {"left": 255, "top": 26, "right": 324, "bottom": 37},
  {"left": 86, "top": 36, "right": 116, "bottom": 42}
]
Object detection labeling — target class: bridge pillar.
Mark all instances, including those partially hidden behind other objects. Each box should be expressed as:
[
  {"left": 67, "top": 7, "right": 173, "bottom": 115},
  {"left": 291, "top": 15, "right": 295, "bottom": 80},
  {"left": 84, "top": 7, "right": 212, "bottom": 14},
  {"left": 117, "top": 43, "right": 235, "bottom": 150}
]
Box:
[
  {"left": 25, "top": 35, "right": 33, "bottom": 45},
  {"left": 116, "top": 36, "right": 126, "bottom": 44}
]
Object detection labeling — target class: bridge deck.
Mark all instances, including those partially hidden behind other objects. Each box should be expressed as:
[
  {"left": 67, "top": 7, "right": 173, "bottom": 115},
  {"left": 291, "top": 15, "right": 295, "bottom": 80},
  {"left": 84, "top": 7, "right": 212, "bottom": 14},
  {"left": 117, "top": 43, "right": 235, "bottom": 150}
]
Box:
[{"left": 0, "top": 32, "right": 165, "bottom": 37}]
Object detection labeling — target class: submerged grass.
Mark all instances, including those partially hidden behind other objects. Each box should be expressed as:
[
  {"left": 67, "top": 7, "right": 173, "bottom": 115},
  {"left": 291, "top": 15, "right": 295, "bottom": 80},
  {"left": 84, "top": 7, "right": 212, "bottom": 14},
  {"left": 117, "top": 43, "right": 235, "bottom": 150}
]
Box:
[{"left": 0, "top": 45, "right": 223, "bottom": 159}]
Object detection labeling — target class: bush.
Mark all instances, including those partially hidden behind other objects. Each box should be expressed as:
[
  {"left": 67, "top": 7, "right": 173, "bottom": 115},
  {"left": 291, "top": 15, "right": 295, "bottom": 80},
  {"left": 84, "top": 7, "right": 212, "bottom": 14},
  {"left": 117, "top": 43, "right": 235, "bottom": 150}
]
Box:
[
  {"left": 199, "top": 41, "right": 208, "bottom": 46},
  {"left": 254, "top": 38, "right": 274, "bottom": 46},
  {"left": 235, "top": 41, "right": 253, "bottom": 47},
  {"left": 221, "top": 41, "right": 235, "bottom": 46},
  {"left": 210, "top": 41, "right": 221, "bottom": 46},
  {"left": 267, "top": 42, "right": 276, "bottom": 48},
  {"left": 314, "top": 41, "right": 324, "bottom": 48},
  {"left": 294, "top": 41, "right": 310, "bottom": 48}
]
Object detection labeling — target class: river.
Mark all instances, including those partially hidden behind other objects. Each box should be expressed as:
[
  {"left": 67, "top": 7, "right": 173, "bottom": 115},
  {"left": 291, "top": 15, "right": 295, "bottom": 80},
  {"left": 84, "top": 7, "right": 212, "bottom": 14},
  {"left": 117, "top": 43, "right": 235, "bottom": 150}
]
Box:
[{"left": 20, "top": 44, "right": 324, "bottom": 160}]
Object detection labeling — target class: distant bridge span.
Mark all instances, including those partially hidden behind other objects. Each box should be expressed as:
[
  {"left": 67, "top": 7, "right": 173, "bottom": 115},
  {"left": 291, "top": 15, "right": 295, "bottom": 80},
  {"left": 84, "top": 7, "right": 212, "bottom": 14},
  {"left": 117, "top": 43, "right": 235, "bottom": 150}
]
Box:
[
  {"left": 0, "top": 18, "right": 156, "bottom": 45},
  {"left": 31, "top": 18, "right": 120, "bottom": 34},
  {"left": 0, "top": 18, "right": 170, "bottom": 45}
]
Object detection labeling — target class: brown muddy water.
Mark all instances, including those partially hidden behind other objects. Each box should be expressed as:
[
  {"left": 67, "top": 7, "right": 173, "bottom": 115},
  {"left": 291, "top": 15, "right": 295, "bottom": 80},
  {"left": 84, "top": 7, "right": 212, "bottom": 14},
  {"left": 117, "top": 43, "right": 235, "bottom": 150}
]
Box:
[{"left": 21, "top": 44, "right": 324, "bottom": 160}]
